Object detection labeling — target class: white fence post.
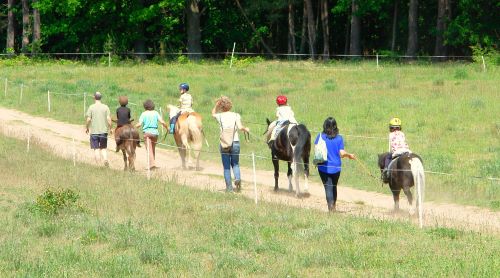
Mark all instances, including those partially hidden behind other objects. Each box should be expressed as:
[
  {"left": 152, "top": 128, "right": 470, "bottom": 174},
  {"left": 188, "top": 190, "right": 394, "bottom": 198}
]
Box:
[
  {"left": 417, "top": 177, "right": 424, "bottom": 228},
  {"left": 72, "top": 136, "right": 76, "bottom": 167},
  {"left": 159, "top": 107, "right": 164, "bottom": 136},
  {"left": 26, "top": 128, "right": 30, "bottom": 152},
  {"left": 83, "top": 92, "right": 87, "bottom": 118},
  {"left": 376, "top": 54, "right": 379, "bottom": 69},
  {"left": 108, "top": 52, "right": 111, "bottom": 67},
  {"left": 47, "top": 91, "right": 51, "bottom": 112},
  {"left": 20, "top": 83, "right": 23, "bottom": 104},
  {"left": 146, "top": 137, "right": 151, "bottom": 180},
  {"left": 252, "top": 152, "right": 258, "bottom": 205},
  {"left": 230, "top": 42, "right": 236, "bottom": 69},
  {"left": 481, "top": 55, "right": 486, "bottom": 72}
]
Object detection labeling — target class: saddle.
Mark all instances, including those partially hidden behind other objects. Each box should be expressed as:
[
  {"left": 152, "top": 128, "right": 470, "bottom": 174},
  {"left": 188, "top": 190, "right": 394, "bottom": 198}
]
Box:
[{"left": 382, "top": 152, "right": 411, "bottom": 183}]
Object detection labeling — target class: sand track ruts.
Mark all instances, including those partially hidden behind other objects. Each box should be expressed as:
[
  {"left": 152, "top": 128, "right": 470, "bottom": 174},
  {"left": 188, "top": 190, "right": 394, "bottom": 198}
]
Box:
[{"left": 0, "top": 107, "right": 498, "bottom": 234}]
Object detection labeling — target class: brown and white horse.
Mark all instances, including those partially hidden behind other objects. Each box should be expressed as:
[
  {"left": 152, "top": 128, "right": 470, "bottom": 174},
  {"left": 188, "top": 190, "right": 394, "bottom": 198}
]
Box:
[
  {"left": 167, "top": 105, "right": 204, "bottom": 170},
  {"left": 115, "top": 123, "right": 141, "bottom": 171}
]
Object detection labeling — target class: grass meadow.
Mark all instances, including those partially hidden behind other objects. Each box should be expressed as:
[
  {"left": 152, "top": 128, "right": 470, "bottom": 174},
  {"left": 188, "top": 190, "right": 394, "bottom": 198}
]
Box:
[
  {"left": 0, "top": 59, "right": 498, "bottom": 209},
  {"left": 0, "top": 135, "right": 499, "bottom": 276}
]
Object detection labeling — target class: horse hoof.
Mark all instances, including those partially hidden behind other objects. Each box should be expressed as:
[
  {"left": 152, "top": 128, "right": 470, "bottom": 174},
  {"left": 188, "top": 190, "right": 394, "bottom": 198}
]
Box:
[
  {"left": 409, "top": 207, "right": 416, "bottom": 215},
  {"left": 302, "top": 192, "right": 311, "bottom": 198}
]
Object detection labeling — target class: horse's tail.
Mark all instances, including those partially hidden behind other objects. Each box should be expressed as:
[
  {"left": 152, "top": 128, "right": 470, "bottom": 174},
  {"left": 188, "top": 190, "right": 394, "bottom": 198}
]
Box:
[
  {"left": 292, "top": 125, "right": 311, "bottom": 171},
  {"left": 186, "top": 114, "right": 203, "bottom": 149},
  {"left": 409, "top": 156, "right": 425, "bottom": 227}
]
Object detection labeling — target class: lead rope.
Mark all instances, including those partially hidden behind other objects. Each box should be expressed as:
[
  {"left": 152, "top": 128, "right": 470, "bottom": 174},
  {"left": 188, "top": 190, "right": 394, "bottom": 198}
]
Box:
[{"left": 355, "top": 158, "right": 383, "bottom": 186}]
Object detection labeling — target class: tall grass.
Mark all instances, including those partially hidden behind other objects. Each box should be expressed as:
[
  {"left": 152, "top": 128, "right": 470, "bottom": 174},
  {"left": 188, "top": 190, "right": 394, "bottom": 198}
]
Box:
[
  {"left": 0, "top": 60, "right": 498, "bottom": 209},
  {"left": 0, "top": 136, "right": 499, "bottom": 276}
]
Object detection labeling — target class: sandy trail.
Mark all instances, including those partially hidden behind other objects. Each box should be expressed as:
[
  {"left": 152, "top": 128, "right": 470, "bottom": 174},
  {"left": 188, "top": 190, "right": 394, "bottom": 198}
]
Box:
[{"left": 0, "top": 107, "right": 498, "bottom": 234}]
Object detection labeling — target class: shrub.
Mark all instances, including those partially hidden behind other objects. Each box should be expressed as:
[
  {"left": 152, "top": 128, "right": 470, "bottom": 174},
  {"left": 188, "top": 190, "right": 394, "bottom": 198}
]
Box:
[
  {"left": 31, "top": 188, "right": 80, "bottom": 215},
  {"left": 470, "top": 45, "right": 500, "bottom": 66}
]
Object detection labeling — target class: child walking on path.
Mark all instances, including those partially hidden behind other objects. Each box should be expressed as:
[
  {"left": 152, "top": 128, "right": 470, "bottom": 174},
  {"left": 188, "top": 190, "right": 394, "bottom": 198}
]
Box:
[{"left": 136, "top": 99, "right": 168, "bottom": 170}]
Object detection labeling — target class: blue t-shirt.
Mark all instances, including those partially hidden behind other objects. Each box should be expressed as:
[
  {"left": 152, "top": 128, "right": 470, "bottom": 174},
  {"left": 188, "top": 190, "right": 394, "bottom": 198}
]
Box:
[
  {"left": 314, "top": 133, "right": 344, "bottom": 174},
  {"left": 139, "top": 110, "right": 161, "bottom": 135}
]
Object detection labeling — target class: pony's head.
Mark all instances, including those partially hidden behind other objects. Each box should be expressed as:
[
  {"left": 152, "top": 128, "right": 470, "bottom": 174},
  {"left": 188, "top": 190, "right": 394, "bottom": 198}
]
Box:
[
  {"left": 264, "top": 118, "right": 272, "bottom": 137},
  {"left": 167, "top": 104, "right": 179, "bottom": 120},
  {"left": 378, "top": 153, "right": 389, "bottom": 171}
]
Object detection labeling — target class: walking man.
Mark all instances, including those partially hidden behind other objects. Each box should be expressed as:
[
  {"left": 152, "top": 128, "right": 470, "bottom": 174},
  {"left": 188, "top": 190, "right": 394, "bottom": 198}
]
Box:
[{"left": 85, "top": 91, "right": 112, "bottom": 167}]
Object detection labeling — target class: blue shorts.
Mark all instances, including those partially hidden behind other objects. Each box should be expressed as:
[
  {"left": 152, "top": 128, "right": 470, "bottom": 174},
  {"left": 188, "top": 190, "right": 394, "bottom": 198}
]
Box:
[{"left": 90, "top": 133, "right": 108, "bottom": 149}]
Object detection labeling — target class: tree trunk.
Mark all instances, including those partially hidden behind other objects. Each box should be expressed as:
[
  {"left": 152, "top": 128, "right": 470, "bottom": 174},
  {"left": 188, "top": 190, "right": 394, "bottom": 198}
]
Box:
[
  {"left": 344, "top": 18, "right": 350, "bottom": 54},
  {"left": 349, "top": 0, "right": 361, "bottom": 56},
  {"left": 22, "top": 0, "right": 31, "bottom": 52},
  {"left": 434, "top": 0, "right": 451, "bottom": 57},
  {"left": 186, "top": 0, "right": 202, "bottom": 60},
  {"left": 235, "top": 0, "right": 275, "bottom": 57},
  {"left": 320, "top": 0, "right": 330, "bottom": 58},
  {"left": 299, "top": 2, "right": 308, "bottom": 54},
  {"left": 406, "top": 0, "right": 418, "bottom": 57},
  {"left": 391, "top": 0, "right": 398, "bottom": 51},
  {"left": 33, "top": 0, "right": 41, "bottom": 53},
  {"left": 7, "top": 0, "right": 16, "bottom": 52},
  {"left": 304, "top": 0, "right": 316, "bottom": 57},
  {"left": 287, "top": 2, "right": 297, "bottom": 55}
]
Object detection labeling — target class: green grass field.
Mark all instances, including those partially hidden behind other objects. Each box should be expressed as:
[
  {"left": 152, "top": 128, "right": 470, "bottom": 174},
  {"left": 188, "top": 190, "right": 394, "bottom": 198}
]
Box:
[
  {"left": 0, "top": 136, "right": 499, "bottom": 276},
  {"left": 0, "top": 59, "right": 498, "bottom": 209}
]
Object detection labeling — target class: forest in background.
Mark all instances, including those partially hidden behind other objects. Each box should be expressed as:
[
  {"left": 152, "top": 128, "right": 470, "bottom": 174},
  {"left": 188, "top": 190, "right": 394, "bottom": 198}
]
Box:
[{"left": 0, "top": 0, "right": 498, "bottom": 59}]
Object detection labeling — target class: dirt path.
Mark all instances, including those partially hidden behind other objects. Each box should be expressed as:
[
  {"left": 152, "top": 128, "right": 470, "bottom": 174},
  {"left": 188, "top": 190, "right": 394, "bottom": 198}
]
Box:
[{"left": 0, "top": 107, "right": 498, "bottom": 234}]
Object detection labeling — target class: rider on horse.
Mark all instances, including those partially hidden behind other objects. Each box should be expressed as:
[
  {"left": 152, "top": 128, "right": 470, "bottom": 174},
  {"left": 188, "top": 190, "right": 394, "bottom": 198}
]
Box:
[
  {"left": 169, "top": 83, "right": 194, "bottom": 133},
  {"left": 382, "top": 117, "right": 412, "bottom": 183},
  {"left": 268, "top": 95, "right": 298, "bottom": 146}
]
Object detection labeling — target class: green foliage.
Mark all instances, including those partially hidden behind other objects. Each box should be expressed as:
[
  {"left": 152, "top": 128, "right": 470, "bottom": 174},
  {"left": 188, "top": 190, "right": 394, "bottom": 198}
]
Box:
[
  {"left": 470, "top": 45, "right": 500, "bottom": 66},
  {"left": 32, "top": 188, "right": 79, "bottom": 215}
]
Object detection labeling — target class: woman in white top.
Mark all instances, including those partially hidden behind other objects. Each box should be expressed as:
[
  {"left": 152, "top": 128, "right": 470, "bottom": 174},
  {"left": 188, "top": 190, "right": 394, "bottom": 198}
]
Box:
[{"left": 211, "top": 96, "right": 250, "bottom": 193}]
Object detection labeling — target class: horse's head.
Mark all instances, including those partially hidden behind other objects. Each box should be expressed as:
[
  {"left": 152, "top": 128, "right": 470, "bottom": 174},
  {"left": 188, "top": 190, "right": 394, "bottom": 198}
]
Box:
[
  {"left": 377, "top": 153, "right": 389, "bottom": 171},
  {"left": 263, "top": 118, "right": 272, "bottom": 135},
  {"left": 167, "top": 104, "right": 179, "bottom": 120}
]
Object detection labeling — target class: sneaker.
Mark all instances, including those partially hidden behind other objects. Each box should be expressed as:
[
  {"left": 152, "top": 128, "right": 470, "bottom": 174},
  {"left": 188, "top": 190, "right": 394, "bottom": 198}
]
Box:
[{"left": 234, "top": 180, "right": 241, "bottom": 192}]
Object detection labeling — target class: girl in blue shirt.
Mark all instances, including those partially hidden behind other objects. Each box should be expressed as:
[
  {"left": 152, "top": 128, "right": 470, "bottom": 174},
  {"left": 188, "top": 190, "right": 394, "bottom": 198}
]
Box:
[
  {"left": 314, "top": 117, "right": 356, "bottom": 212},
  {"left": 136, "top": 99, "right": 168, "bottom": 170}
]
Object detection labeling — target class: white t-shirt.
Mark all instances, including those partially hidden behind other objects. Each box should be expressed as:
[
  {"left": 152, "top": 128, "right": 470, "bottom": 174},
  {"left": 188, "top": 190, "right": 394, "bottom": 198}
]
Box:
[
  {"left": 214, "top": 112, "right": 242, "bottom": 142},
  {"left": 276, "top": 105, "right": 297, "bottom": 123},
  {"left": 179, "top": 93, "right": 193, "bottom": 112}
]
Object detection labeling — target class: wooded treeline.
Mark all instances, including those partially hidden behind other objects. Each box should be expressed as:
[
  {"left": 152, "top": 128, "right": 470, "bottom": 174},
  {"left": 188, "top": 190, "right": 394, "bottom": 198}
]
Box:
[{"left": 1, "top": 0, "right": 498, "bottom": 58}]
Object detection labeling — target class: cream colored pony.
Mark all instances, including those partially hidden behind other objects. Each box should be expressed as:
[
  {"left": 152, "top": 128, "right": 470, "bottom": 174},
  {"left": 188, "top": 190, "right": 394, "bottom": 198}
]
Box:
[{"left": 167, "top": 105, "right": 204, "bottom": 170}]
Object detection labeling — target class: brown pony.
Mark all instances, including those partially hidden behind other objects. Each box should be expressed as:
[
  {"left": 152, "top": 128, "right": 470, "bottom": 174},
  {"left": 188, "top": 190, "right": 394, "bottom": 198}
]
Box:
[
  {"left": 115, "top": 124, "right": 141, "bottom": 171},
  {"left": 167, "top": 105, "right": 204, "bottom": 170},
  {"left": 378, "top": 152, "right": 425, "bottom": 215}
]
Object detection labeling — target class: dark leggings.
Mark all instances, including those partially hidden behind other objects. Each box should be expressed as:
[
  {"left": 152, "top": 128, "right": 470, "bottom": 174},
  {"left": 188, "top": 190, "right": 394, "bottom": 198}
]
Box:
[{"left": 318, "top": 171, "right": 341, "bottom": 205}]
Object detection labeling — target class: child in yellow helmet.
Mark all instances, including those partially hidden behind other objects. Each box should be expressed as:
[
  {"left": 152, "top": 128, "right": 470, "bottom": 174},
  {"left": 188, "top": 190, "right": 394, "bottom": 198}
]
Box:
[{"left": 382, "top": 117, "right": 411, "bottom": 182}]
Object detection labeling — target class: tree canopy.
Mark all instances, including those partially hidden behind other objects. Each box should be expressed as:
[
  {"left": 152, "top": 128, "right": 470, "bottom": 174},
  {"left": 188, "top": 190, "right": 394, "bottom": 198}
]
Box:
[{"left": 1, "top": 0, "right": 498, "bottom": 57}]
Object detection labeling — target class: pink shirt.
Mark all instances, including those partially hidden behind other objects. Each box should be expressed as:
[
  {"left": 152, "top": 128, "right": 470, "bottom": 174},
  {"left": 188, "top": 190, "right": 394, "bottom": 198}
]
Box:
[{"left": 389, "top": 130, "right": 409, "bottom": 153}]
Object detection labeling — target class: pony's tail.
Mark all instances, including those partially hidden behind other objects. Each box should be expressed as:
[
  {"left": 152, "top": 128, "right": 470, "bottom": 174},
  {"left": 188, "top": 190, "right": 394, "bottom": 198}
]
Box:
[
  {"left": 293, "top": 126, "right": 311, "bottom": 173},
  {"left": 187, "top": 115, "right": 203, "bottom": 149},
  {"left": 409, "top": 157, "right": 425, "bottom": 226}
]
